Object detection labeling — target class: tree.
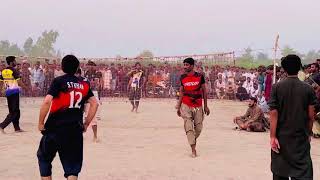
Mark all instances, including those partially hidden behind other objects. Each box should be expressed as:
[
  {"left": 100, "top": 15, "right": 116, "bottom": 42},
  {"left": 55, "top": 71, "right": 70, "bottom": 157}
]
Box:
[
  {"left": 23, "top": 37, "right": 34, "bottom": 55},
  {"left": 137, "top": 50, "right": 154, "bottom": 59},
  {"left": 256, "top": 52, "right": 269, "bottom": 61},
  {"left": 241, "top": 47, "right": 254, "bottom": 60},
  {"left": 30, "top": 30, "right": 59, "bottom": 57},
  {"left": 8, "top": 44, "right": 24, "bottom": 56},
  {"left": 303, "top": 50, "right": 320, "bottom": 64},
  {"left": 281, "top": 45, "right": 297, "bottom": 56},
  {"left": 0, "top": 41, "right": 24, "bottom": 56}
]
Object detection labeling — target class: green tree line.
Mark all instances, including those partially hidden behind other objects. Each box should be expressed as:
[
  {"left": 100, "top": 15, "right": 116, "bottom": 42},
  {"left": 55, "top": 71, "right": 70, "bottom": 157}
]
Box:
[{"left": 0, "top": 30, "right": 60, "bottom": 57}]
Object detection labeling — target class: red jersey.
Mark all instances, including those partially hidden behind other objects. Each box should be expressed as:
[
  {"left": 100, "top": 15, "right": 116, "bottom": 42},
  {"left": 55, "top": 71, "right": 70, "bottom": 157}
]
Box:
[{"left": 180, "top": 72, "right": 205, "bottom": 107}]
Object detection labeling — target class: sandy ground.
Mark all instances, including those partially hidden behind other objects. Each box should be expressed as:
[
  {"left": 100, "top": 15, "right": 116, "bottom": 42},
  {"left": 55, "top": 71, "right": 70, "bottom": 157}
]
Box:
[{"left": 0, "top": 98, "right": 320, "bottom": 180}]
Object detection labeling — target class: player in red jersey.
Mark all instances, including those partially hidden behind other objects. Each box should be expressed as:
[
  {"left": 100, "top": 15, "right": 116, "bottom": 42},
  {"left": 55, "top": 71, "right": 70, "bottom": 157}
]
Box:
[
  {"left": 176, "top": 58, "right": 210, "bottom": 158},
  {"left": 37, "top": 55, "right": 98, "bottom": 180}
]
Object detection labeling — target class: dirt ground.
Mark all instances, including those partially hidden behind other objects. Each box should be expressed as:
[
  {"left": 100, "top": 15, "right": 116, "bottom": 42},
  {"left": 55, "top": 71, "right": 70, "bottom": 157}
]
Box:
[{"left": 0, "top": 98, "right": 320, "bottom": 180}]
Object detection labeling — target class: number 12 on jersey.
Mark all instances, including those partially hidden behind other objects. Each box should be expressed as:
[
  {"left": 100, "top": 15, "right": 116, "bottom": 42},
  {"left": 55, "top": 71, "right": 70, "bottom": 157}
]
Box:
[{"left": 69, "top": 91, "right": 83, "bottom": 108}]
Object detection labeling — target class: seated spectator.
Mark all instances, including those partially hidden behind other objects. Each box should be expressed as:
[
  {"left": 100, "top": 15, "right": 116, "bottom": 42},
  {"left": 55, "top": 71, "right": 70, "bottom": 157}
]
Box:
[
  {"left": 236, "top": 83, "right": 249, "bottom": 101},
  {"left": 225, "top": 81, "right": 236, "bottom": 100},
  {"left": 242, "top": 76, "right": 253, "bottom": 93},
  {"left": 249, "top": 83, "right": 259, "bottom": 98},
  {"left": 257, "top": 93, "right": 269, "bottom": 113},
  {"left": 233, "top": 97, "right": 268, "bottom": 132},
  {"left": 215, "top": 74, "right": 225, "bottom": 99}
]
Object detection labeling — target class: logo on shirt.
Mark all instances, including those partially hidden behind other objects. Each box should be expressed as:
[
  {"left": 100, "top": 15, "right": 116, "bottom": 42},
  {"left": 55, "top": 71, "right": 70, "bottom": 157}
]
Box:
[{"left": 183, "top": 81, "right": 200, "bottom": 86}]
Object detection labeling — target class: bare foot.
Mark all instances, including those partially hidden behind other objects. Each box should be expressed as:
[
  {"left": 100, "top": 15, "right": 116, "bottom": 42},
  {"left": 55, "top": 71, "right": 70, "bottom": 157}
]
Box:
[
  {"left": 131, "top": 107, "right": 135, "bottom": 112},
  {"left": 93, "top": 138, "right": 100, "bottom": 143},
  {"left": 15, "top": 129, "right": 25, "bottom": 133},
  {"left": 191, "top": 150, "right": 197, "bottom": 158},
  {"left": 0, "top": 128, "right": 5, "bottom": 134}
]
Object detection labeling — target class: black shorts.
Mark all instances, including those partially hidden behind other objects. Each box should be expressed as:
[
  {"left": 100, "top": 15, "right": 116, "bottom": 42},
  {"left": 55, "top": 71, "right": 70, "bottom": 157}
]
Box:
[
  {"left": 129, "top": 88, "right": 141, "bottom": 101},
  {"left": 37, "top": 129, "right": 83, "bottom": 178}
]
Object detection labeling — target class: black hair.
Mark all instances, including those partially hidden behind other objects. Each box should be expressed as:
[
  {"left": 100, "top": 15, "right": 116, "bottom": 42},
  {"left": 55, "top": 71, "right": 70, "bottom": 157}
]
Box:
[
  {"left": 249, "top": 97, "right": 257, "bottom": 103},
  {"left": 183, "top": 58, "right": 195, "bottom": 65},
  {"left": 135, "top": 62, "right": 141, "bottom": 66},
  {"left": 6, "top": 56, "right": 15, "bottom": 65},
  {"left": 61, "top": 55, "right": 80, "bottom": 75},
  {"left": 311, "top": 63, "right": 319, "bottom": 69},
  {"left": 281, "top": 54, "right": 302, "bottom": 76},
  {"left": 267, "top": 65, "right": 274, "bottom": 70}
]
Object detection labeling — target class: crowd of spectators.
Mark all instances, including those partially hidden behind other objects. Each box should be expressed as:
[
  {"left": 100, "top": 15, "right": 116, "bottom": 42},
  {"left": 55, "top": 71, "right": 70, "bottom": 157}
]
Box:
[{"left": 2, "top": 58, "right": 315, "bottom": 103}]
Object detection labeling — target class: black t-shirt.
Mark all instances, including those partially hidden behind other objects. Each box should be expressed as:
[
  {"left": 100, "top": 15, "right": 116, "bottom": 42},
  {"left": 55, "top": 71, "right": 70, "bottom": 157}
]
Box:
[{"left": 45, "top": 74, "right": 94, "bottom": 131}]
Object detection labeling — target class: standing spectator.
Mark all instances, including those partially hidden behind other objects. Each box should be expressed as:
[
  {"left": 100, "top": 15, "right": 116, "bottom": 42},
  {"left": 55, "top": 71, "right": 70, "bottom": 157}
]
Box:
[
  {"left": 54, "top": 65, "right": 64, "bottom": 78},
  {"left": 103, "top": 65, "right": 112, "bottom": 95},
  {"left": 264, "top": 65, "right": 273, "bottom": 101},
  {"left": 169, "top": 66, "right": 181, "bottom": 97},
  {"left": 257, "top": 68, "right": 265, "bottom": 94},
  {"left": 31, "top": 61, "right": 44, "bottom": 95},
  {"left": 43, "top": 64, "right": 55, "bottom": 96},
  {"left": 110, "top": 63, "right": 118, "bottom": 94},
  {"left": 20, "top": 62, "right": 32, "bottom": 97}
]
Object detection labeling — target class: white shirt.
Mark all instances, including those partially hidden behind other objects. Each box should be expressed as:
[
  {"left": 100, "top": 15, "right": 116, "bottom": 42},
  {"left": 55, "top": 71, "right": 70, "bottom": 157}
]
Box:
[
  {"left": 250, "top": 87, "right": 259, "bottom": 98},
  {"left": 242, "top": 80, "right": 253, "bottom": 93}
]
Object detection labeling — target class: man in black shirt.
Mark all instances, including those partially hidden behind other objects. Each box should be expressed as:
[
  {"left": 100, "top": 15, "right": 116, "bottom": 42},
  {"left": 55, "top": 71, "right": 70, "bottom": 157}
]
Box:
[
  {"left": 37, "top": 55, "right": 98, "bottom": 180},
  {"left": 268, "top": 55, "right": 317, "bottom": 180}
]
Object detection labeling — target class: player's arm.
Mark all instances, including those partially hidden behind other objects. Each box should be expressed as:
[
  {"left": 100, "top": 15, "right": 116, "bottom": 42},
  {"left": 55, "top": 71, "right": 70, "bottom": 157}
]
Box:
[
  {"left": 83, "top": 96, "right": 98, "bottom": 132},
  {"left": 177, "top": 86, "right": 184, "bottom": 109},
  {"left": 38, "top": 95, "right": 53, "bottom": 131},
  {"left": 268, "top": 85, "right": 280, "bottom": 153},
  {"left": 269, "top": 109, "right": 278, "bottom": 138},
  {"left": 127, "top": 77, "right": 133, "bottom": 90}
]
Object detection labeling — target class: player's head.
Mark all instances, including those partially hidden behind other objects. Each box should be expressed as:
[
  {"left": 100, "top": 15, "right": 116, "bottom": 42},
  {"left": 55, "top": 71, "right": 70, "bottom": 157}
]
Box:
[
  {"left": 61, "top": 55, "right": 80, "bottom": 75},
  {"left": 281, "top": 54, "right": 302, "bottom": 76},
  {"left": 248, "top": 97, "right": 257, "bottom": 107},
  {"left": 135, "top": 62, "right": 141, "bottom": 70},
  {"left": 183, "top": 58, "right": 195, "bottom": 73},
  {"left": 6, "top": 56, "right": 16, "bottom": 67}
]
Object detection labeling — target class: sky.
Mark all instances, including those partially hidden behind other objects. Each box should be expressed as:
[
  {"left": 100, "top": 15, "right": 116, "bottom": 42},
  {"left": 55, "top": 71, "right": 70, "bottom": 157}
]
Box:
[{"left": 0, "top": 0, "right": 319, "bottom": 58}]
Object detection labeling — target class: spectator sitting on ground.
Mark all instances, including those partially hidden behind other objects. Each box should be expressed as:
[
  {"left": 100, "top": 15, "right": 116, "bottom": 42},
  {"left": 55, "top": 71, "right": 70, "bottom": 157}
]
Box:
[
  {"left": 236, "top": 82, "right": 249, "bottom": 101},
  {"left": 233, "top": 97, "right": 268, "bottom": 132},
  {"left": 225, "top": 81, "right": 236, "bottom": 100}
]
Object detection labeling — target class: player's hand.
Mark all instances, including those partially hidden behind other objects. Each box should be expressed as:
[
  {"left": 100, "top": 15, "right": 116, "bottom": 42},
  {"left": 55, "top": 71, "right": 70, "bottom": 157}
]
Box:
[
  {"left": 270, "top": 137, "right": 280, "bottom": 154},
  {"left": 38, "top": 123, "right": 45, "bottom": 132},
  {"left": 177, "top": 109, "right": 181, "bottom": 117},
  {"left": 204, "top": 106, "right": 210, "bottom": 116}
]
